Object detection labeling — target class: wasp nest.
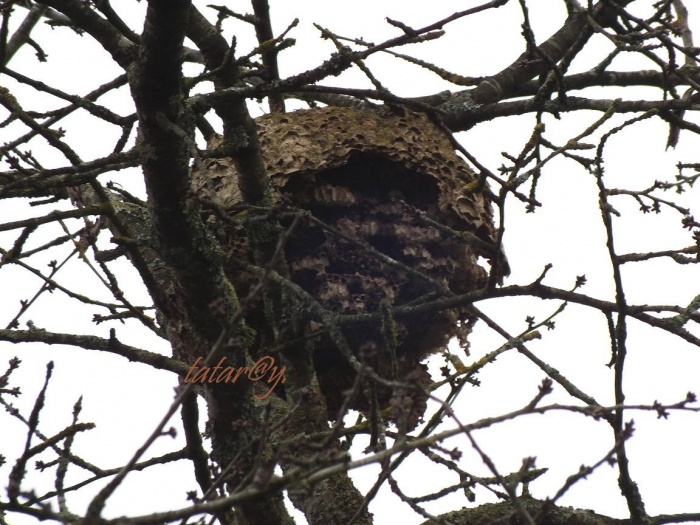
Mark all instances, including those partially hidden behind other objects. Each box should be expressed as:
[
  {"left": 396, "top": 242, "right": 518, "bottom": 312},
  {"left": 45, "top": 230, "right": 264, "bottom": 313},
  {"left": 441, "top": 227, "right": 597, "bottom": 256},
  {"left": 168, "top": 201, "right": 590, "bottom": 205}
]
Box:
[{"left": 192, "top": 106, "right": 506, "bottom": 423}]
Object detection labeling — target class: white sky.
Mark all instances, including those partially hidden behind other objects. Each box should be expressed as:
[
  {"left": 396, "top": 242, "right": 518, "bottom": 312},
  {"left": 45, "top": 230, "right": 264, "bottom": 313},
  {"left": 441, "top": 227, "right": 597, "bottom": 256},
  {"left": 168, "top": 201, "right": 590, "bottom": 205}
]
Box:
[{"left": 2, "top": 1, "right": 700, "bottom": 524}]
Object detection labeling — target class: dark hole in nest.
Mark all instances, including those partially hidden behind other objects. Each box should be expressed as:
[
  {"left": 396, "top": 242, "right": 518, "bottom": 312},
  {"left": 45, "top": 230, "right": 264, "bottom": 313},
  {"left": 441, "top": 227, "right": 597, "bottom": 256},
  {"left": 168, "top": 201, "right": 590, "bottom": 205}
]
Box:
[
  {"left": 280, "top": 153, "right": 440, "bottom": 209},
  {"left": 280, "top": 155, "right": 444, "bottom": 280},
  {"left": 346, "top": 278, "right": 364, "bottom": 295},
  {"left": 276, "top": 149, "right": 463, "bottom": 326},
  {"left": 279, "top": 153, "right": 445, "bottom": 282},
  {"left": 366, "top": 234, "right": 403, "bottom": 262},
  {"left": 322, "top": 153, "right": 440, "bottom": 204},
  {"left": 292, "top": 267, "right": 319, "bottom": 292}
]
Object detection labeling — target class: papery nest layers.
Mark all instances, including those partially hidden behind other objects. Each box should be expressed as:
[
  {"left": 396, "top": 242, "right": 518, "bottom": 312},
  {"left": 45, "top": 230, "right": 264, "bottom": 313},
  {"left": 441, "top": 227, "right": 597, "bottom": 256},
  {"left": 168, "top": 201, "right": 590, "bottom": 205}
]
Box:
[{"left": 191, "top": 105, "right": 507, "bottom": 419}]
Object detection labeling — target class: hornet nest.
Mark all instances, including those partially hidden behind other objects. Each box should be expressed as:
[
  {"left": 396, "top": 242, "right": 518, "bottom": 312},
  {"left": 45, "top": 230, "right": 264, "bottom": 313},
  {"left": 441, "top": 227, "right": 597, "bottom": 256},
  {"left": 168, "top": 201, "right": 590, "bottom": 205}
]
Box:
[{"left": 191, "top": 105, "right": 507, "bottom": 426}]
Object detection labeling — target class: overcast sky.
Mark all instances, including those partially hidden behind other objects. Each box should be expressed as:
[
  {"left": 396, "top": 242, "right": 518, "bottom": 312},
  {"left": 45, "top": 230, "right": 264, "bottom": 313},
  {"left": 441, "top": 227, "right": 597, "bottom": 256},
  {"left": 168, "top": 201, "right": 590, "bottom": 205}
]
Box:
[{"left": 2, "top": 2, "right": 700, "bottom": 524}]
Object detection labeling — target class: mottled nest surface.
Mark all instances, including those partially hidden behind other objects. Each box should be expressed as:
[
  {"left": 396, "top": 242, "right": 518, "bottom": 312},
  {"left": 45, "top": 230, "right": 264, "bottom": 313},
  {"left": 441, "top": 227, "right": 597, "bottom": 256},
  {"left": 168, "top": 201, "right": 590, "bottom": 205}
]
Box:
[{"left": 192, "top": 106, "right": 506, "bottom": 418}]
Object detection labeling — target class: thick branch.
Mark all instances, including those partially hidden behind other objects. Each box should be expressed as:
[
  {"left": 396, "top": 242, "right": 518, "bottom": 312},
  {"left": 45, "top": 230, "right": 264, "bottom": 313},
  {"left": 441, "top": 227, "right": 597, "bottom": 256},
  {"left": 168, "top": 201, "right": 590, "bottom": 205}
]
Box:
[
  {"left": 3, "top": 4, "right": 49, "bottom": 65},
  {"left": 35, "top": 0, "right": 136, "bottom": 67},
  {"left": 130, "top": 0, "right": 241, "bottom": 341},
  {"left": 469, "top": 0, "right": 634, "bottom": 105},
  {"left": 186, "top": 5, "right": 270, "bottom": 205},
  {"left": 251, "top": 0, "right": 285, "bottom": 113},
  {"left": 0, "top": 328, "right": 186, "bottom": 375},
  {"left": 443, "top": 95, "right": 699, "bottom": 131}
]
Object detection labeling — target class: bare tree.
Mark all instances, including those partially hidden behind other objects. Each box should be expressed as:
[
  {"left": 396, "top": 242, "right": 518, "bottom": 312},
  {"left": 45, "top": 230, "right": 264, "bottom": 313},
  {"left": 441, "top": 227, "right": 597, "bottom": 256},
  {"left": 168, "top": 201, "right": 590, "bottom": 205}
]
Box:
[{"left": 1, "top": 1, "right": 700, "bottom": 524}]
